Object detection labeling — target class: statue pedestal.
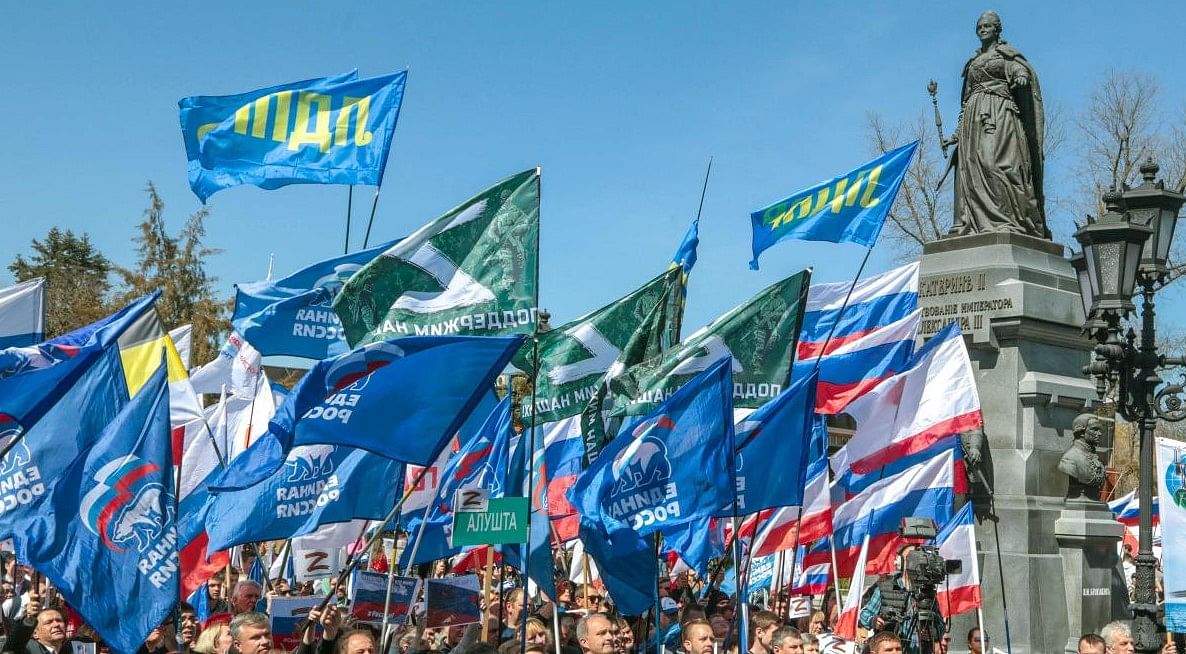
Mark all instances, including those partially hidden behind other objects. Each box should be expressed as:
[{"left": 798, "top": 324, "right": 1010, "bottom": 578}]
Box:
[
  {"left": 1055, "top": 498, "right": 1124, "bottom": 654},
  {"left": 919, "top": 233, "right": 1098, "bottom": 654}
]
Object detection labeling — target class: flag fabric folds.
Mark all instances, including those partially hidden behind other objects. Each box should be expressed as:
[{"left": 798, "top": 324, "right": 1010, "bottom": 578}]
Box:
[
  {"left": 399, "top": 398, "right": 511, "bottom": 567},
  {"left": 0, "top": 293, "right": 156, "bottom": 432},
  {"left": 798, "top": 416, "right": 833, "bottom": 544},
  {"left": 793, "top": 262, "right": 920, "bottom": 414},
  {"left": 823, "top": 450, "right": 956, "bottom": 575},
  {"left": 1156, "top": 437, "right": 1186, "bottom": 631},
  {"left": 180, "top": 70, "right": 407, "bottom": 202},
  {"left": 570, "top": 357, "right": 736, "bottom": 614},
  {"left": 749, "top": 141, "right": 918, "bottom": 269},
  {"left": 1108, "top": 489, "right": 1160, "bottom": 526},
  {"left": 232, "top": 240, "right": 399, "bottom": 361},
  {"left": 334, "top": 170, "right": 540, "bottom": 347},
  {"left": 726, "top": 369, "right": 818, "bottom": 515},
  {"left": 935, "top": 504, "right": 982, "bottom": 617},
  {"left": 0, "top": 278, "right": 45, "bottom": 349},
  {"left": 597, "top": 270, "right": 811, "bottom": 424},
  {"left": 15, "top": 360, "right": 177, "bottom": 654},
  {"left": 211, "top": 335, "right": 524, "bottom": 491},
  {"left": 837, "top": 322, "right": 981, "bottom": 476},
  {"left": 834, "top": 535, "right": 870, "bottom": 641},
  {"left": 204, "top": 445, "right": 403, "bottom": 551}
]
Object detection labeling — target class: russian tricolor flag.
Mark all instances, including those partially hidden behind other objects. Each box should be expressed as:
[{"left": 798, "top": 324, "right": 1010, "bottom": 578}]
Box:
[
  {"left": 935, "top": 503, "right": 982, "bottom": 617},
  {"left": 1108, "top": 490, "right": 1159, "bottom": 526},
  {"left": 807, "top": 450, "right": 955, "bottom": 575},
  {"left": 835, "top": 534, "right": 870, "bottom": 641},
  {"left": 796, "top": 263, "right": 919, "bottom": 415},
  {"left": 837, "top": 321, "right": 981, "bottom": 476},
  {"left": 791, "top": 539, "right": 832, "bottom": 595},
  {"left": 799, "top": 416, "right": 833, "bottom": 544},
  {"left": 541, "top": 417, "right": 584, "bottom": 542}
]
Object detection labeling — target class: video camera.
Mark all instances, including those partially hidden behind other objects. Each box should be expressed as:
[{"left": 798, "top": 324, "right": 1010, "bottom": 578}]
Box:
[{"left": 877, "top": 518, "right": 963, "bottom": 651}]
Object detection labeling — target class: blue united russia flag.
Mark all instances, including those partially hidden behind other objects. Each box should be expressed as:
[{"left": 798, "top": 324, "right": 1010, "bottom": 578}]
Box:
[
  {"left": 749, "top": 141, "right": 918, "bottom": 269},
  {"left": 180, "top": 70, "right": 407, "bottom": 202}
]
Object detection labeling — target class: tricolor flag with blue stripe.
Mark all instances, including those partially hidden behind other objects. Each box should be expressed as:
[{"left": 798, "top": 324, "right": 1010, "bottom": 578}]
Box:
[
  {"left": 749, "top": 141, "right": 918, "bottom": 269},
  {"left": 793, "top": 262, "right": 919, "bottom": 415},
  {"left": 0, "top": 278, "right": 45, "bottom": 349}
]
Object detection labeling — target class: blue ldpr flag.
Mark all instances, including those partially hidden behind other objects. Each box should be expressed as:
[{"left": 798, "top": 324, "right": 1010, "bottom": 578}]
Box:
[
  {"left": 180, "top": 70, "right": 407, "bottom": 202},
  {"left": 0, "top": 293, "right": 155, "bottom": 432},
  {"left": 232, "top": 239, "right": 399, "bottom": 360},
  {"left": 203, "top": 445, "right": 403, "bottom": 551},
  {"left": 400, "top": 398, "right": 511, "bottom": 567},
  {"left": 721, "top": 368, "right": 819, "bottom": 516},
  {"left": 212, "top": 335, "right": 524, "bottom": 491},
  {"left": 671, "top": 219, "right": 700, "bottom": 272},
  {"left": 569, "top": 357, "right": 735, "bottom": 614},
  {"left": 749, "top": 141, "right": 918, "bottom": 269},
  {"left": 14, "top": 360, "right": 176, "bottom": 654}
]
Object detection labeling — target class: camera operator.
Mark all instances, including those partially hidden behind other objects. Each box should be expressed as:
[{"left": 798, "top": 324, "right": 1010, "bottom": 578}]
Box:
[{"left": 858, "top": 544, "right": 946, "bottom": 654}]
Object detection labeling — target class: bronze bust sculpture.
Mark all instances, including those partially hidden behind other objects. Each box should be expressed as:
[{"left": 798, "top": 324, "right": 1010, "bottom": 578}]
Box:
[
  {"left": 947, "top": 11, "right": 1049, "bottom": 240},
  {"left": 1058, "top": 413, "right": 1107, "bottom": 499}
]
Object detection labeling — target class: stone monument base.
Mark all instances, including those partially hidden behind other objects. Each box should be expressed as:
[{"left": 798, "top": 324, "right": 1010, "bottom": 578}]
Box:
[
  {"left": 1056, "top": 498, "right": 1125, "bottom": 653},
  {"left": 919, "top": 233, "right": 1097, "bottom": 654}
]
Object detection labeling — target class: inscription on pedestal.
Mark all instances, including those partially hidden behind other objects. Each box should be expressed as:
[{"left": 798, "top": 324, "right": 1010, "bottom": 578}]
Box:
[{"left": 919, "top": 271, "right": 1015, "bottom": 341}]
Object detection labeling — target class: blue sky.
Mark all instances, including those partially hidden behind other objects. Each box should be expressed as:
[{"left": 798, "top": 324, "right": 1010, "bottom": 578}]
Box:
[{"left": 2, "top": 2, "right": 1185, "bottom": 332}]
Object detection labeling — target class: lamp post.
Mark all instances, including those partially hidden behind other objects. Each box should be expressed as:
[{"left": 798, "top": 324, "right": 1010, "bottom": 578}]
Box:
[{"left": 1075, "top": 159, "right": 1186, "bottom": 653}]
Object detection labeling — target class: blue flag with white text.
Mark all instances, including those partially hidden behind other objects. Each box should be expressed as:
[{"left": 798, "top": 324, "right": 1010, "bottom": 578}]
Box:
[
  {"left": 0, "top": 294, "right": 154, "bottom": 437},
  {"left": 212, "top": 335, "right": 524, "bottom": 491},
  {"left": 749, "top": 141, "right": 918, "bottom": 269},
  {"left": 232, "top": 239, "right": 398, "bottom": 360},
  {"left": 569, "top": 357, "right": 734, "bottom": 614},
  {"left": 720, "top": 369, "right": 818, "bottom": 515},
  {"left": 399, "top": 398, "right": 511, "bottom": 567},
  {"left": 14, "top": 361, "right": 176, "bottom": 654},
  {"left": 204, "top": 445, "right": 404, "bottom": 551},
  {"left": 180, "top": 70, "right": 407, "bottom": 202}
]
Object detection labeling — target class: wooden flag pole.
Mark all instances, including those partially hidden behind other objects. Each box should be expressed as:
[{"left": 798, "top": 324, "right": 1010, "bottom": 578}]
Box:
[{"left": 481, "top": 547, "right": 496, "bottom": 643}]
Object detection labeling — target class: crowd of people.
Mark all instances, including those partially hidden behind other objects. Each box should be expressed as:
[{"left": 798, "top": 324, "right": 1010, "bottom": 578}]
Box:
[{"left": 0, "top": 545, "right": 1177, "bottom": 654}]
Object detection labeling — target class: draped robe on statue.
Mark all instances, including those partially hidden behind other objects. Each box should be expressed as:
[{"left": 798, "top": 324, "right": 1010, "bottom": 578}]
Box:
[{"left": 951, "top": 43, "right": 1049, "bottom": 239}]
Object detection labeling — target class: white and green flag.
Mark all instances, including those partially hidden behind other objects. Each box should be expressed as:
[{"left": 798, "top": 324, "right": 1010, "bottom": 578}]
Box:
[
  {"left": 517, "top": 268, "right": 682, "bottom": 426},
  {"left": 334, "top": 169, "right": 540, "bottom": 345},
  {"left": 596, "top": 269, "right": 811, "bottom": 425}
]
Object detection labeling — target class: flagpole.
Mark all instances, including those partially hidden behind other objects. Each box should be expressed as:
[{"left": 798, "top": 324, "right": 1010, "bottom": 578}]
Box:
[
  {"left": 294, "top": 463, "right": 435, "bottom": 633},
  {"left": 977, "top": 606, "right": 988, "bottom": 654},
  {"left": 827, "top": 540, "right": 843, "bottom": 626},
  {"left": 979, "top": 471, "right": 1014, "bottom": 654},
  {"left": 520, "top": 168, "right": 543, "bottom": 654},
  {"left": 379, "top": 479, "right": 407, "bottom": 653},
  {"left": 481, "top": 547, "right": 496, "bottom": 643},
  {"left": 345, "top": 185, "right": 354, "bottom": 254},
  {"left": 653, "top": 533, "right": 663, "bottom": 654},
  {"left": 401, "top": 493, "right": 436, "bottom": 575},
  {"left": 362, "top": 188, "right": 383, "bottom": 249},
  {"left": 811, "top": 245, "right": 875, "bottom": 374},
  {"left": 726, "top": 381, "right": 750, "bottom": 654}
]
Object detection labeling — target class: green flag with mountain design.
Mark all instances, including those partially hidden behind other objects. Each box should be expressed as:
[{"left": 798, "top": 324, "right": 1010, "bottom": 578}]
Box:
[
  {"left": 333, "top": 169, "right": 540, "bottom": 345},
  {"left": 599, "top": 269, "right": 811, "bottom": 425}
]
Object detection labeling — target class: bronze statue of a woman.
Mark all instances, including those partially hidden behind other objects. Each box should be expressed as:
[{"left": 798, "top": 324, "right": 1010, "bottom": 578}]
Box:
[{"left": 948, "top": 11, "right": 1049, "bottom": 239}]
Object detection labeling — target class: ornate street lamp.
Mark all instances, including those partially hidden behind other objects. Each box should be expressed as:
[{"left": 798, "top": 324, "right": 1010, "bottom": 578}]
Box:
[{"left": 1075, "top": 164, "right": 1186, "bottom": 654}]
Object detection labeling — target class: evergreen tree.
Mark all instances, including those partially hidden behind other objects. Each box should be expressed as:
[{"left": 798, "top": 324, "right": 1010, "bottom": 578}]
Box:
[
  {"left": 117, "top": 183, "right": 227, "bottom": 367},
  {"left": 8, "top": 228, "right": 113, "bottom": 338}
]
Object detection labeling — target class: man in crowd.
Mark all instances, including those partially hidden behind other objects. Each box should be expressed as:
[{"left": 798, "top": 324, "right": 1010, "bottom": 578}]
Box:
[
  {"left": 680, "top": 619, "right": 714, "bottom": 654},
  {"left": 859, "top": 545, "right": 945, "bottom": 654},
  {"left": 336, "top": 629, "right": 378, "bottom": 654},
  {"left": 749, "top": 610, "right": 782, "bottom": 654},
  {"left": 867, "top": 632, "right": 903, "bottom": 654},
  {"left": 177, "top": 601, "right": 200, "bottom": 653},
  {"left": 229, "top": 612, "right": 272, "bottom": 654},
  {"left": 502, "top": 589, "right": 526, "bottom": 641},
  {"left": 24, "top": 607, "right": 69, "bottom": 654},
  {"left": 229, "top": 580, "right": 263, "bottom": 615},
  {"left": 769, "top": 627, "right": 802, "bottom": 654},
  {"left": 577, "top": 614, "right": 617, "bottom": 654},
  {"left": 1099, "top": 622, "right": 1177, "bottom": 654}
]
